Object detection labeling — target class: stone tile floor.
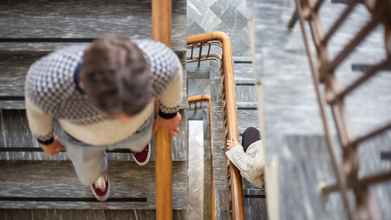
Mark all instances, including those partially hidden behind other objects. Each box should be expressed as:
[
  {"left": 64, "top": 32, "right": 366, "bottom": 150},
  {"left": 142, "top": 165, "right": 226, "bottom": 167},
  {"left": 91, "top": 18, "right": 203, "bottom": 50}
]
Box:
[{"left": 187, "top": 0, "right": 253, "bottom": 57}]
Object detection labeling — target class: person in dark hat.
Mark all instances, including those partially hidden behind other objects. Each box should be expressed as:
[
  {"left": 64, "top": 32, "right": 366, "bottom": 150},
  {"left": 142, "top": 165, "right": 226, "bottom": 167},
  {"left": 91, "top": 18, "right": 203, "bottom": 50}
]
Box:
[{"left": 226, "top": 127, "right": 264, "bottom": 187}]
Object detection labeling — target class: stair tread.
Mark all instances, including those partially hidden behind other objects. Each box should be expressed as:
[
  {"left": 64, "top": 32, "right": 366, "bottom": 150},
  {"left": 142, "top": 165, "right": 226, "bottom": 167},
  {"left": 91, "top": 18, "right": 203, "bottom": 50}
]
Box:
[
  {"left": 0, "top": 109, "right": 187, "bottom": 161},
  {"left": 233, "top": 59, "right": 256, "bottom": 81},
  {"left": 0, "top": 138, "right": 188, "bottom": 162},
  {"left": 0, "top": 160, "right": 187, "bottom": 210},
  {"left": 1, "top": 209, "right": 185, "bottom": 220},
  {"left": 0, "top": 146, "right": 187, "bottom": 162},
  {"left": 0, "top": 0, "right": 185, "bottom": 51},
  {"left": 187, "top": 58, "right": 255, "bottom": 81}
]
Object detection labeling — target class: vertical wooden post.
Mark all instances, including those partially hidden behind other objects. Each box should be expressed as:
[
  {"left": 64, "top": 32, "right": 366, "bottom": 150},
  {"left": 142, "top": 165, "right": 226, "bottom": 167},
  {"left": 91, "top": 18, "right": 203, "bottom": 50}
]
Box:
[
  {"left": 152, "top": 0, "right": 172, "bottom": 46},
  {"left": 155, "top": 128, "right": 173, "bottom": 220},
  {"left": 152, "top": 0, "right": 173, "bottom": 219}
]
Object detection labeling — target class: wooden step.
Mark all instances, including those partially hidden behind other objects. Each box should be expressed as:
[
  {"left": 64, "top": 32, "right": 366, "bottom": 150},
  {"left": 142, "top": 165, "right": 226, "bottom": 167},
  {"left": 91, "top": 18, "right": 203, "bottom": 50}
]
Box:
[
  {"left": 0, "top": 160, "right": 186, "bottom": 211},
  {"left": 0, "top": 0, "right": 185, "bottom": 51},
  {"left": 0, "top": 109, "right": 187, "bottom": 161}
]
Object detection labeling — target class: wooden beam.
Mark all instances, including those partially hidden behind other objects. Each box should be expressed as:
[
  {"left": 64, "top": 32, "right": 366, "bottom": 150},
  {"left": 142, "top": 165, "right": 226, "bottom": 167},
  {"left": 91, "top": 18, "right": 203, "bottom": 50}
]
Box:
[
  {"left": 152, "top": 0, "right": 172, "bottom": 46},
  {"left": 155, "top": 129, "right": 173, "bottom": 220},
  {"left": 152, "top": 0, "right": 173, "bottom": 219}
]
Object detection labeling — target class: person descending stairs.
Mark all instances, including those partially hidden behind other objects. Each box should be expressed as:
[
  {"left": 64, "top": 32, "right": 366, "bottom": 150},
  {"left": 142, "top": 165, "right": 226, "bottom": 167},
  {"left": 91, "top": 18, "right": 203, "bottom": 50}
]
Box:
[{"left": 25, "top": 35, "right": 183, "bottom": 202}]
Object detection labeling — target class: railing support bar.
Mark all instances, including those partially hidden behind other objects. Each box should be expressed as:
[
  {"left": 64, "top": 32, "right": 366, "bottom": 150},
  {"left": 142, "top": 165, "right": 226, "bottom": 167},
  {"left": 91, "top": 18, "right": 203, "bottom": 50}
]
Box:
[
  {"left": 152, "top": 0, "right": 173, "bottom": 219},
  {"left": 152, "top": 0, "right": 172, "bottom": 46},
  {"left": 155, "top": 129, "right": 173, "bottom": 220}
]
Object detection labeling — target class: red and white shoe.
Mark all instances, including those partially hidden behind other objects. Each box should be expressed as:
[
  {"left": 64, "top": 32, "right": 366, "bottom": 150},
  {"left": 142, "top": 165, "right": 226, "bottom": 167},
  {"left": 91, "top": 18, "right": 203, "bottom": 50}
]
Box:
[
  {"left": 90, "top": 175, "right": 110, "bottom": 202},
  {"left": 131, "top": 144, "right": 151, "bottom": 166}
]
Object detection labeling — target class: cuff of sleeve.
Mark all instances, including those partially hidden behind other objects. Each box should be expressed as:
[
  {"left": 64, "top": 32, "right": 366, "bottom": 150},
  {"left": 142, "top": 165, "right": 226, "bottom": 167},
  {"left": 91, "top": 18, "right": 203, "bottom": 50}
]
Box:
[
  {"left": 37, "top": 137, "right": 54, "bottom": 145},
  {"left": 159, "top": 110, "right": 178, "bottom": 119},
  {"left": 37, "top": 134, "right": 54, "bottom": 145},
  {"left": 159, "top": 104, "right": 181, "bottom": 113}
]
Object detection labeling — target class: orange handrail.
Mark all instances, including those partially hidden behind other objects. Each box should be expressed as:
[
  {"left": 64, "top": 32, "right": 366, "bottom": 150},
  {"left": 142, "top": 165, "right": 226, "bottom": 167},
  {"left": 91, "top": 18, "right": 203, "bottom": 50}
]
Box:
[
  {"left": 187, "top": 32, "right": 245, "bottom": 220},
  {"left": 152, "top": 0, "right": 172, "bottom": 46},
  {"left": 154, "top": 127, "right": 173, "bottom": 220},
  {"left": 152, "top": 0, "right": 173, "bottom": 219}
]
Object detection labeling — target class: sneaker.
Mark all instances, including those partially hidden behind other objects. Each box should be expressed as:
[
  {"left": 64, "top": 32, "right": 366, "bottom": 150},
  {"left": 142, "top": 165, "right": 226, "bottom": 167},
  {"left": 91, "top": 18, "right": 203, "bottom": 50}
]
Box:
[
  {"left": 90, "top": 175, "right": 110, "bottom": 202},
  {"left": 131, "top": 143, "right": 151, "bottom": 166}
]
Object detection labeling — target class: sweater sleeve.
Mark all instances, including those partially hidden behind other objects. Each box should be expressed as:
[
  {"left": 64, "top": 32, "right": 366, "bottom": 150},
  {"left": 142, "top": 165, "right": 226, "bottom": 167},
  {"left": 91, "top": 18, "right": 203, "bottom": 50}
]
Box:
[
  {"left": 225, "top": 143, "right": 256, "bottom": 173},
  {"left": 225, "top": 141, "right": 265, "bottom": 187},
  {"left": 133, "top": 39, "right": 184, "bottom": 118},
  {"left": 25, "top": 97, "right": 54, "bottom": 144},
  {"left": 158, "top": 64, "right": 183, "bottom": 118}
]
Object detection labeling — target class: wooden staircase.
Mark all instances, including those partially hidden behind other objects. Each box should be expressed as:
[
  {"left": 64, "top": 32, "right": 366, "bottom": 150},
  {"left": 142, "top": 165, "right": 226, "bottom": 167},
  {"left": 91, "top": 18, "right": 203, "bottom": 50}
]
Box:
[{"left": 0, "top": 0, "right": 187, "bottom": 219}]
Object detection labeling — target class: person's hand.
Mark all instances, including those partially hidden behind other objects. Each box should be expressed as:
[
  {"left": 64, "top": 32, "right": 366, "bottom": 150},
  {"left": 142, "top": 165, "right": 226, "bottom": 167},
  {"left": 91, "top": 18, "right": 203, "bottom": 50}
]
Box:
[
  {"left": 154, "top": 112, "right": 182, "bottom": 136},
  {"left": 226, "top": 138, "right": 238, "bottom": 150},
  {"left": 41, "top": 137, "right": 64, "bottom": 156}
]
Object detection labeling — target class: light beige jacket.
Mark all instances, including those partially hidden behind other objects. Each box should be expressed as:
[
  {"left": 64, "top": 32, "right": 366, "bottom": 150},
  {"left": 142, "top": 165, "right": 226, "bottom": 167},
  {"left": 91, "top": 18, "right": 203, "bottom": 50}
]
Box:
[{"left": 225, "top": 140, "right": 264, "bottom": 187}]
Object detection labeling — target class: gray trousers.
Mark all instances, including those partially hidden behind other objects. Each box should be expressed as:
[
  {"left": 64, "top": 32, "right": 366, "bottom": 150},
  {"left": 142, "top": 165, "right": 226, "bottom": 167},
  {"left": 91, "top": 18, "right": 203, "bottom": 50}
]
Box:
[{"left": 56, "top": 116, "right": 154, "bottom": 185}]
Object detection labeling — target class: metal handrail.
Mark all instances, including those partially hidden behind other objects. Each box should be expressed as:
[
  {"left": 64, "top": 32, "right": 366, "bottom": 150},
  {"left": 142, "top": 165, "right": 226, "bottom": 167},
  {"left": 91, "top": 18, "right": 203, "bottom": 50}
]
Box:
[
  {"left": 187, "top": 32, "right": 245, "bottom": 220},
  {"left": 290, "top": 0, "right": 391, "bottom": 219}
]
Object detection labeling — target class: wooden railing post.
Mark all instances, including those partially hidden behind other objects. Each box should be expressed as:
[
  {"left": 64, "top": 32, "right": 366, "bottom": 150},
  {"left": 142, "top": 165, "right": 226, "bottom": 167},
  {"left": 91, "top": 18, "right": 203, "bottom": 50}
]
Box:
[
  {"left": 155, "top": 128, "right": 173, "bottom": 220},
  {"left": 152, "top": 0, "right": 173, "bottom": 219},
  {"left": 152, "top": 0, "right": 172, "bottom": 46}
]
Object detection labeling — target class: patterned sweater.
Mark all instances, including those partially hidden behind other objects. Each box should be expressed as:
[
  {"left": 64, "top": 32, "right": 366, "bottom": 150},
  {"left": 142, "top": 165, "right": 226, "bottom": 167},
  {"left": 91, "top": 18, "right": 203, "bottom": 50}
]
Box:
[{"left": 25, "top": 39, "right": 183, "bottom": 146}]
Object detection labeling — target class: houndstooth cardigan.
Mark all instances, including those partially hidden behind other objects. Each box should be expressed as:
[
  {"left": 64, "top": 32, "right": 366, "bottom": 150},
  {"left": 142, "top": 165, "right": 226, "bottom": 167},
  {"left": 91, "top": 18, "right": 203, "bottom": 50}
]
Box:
[{"left": 25, "top": 39, "right": 183, "bottom": 145}]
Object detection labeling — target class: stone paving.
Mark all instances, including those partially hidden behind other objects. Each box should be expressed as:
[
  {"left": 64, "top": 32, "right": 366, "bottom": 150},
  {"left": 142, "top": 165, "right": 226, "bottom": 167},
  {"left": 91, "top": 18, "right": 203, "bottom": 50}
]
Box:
[{"left": 187, "top": 0, "right": 252, "bottom": 57}]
